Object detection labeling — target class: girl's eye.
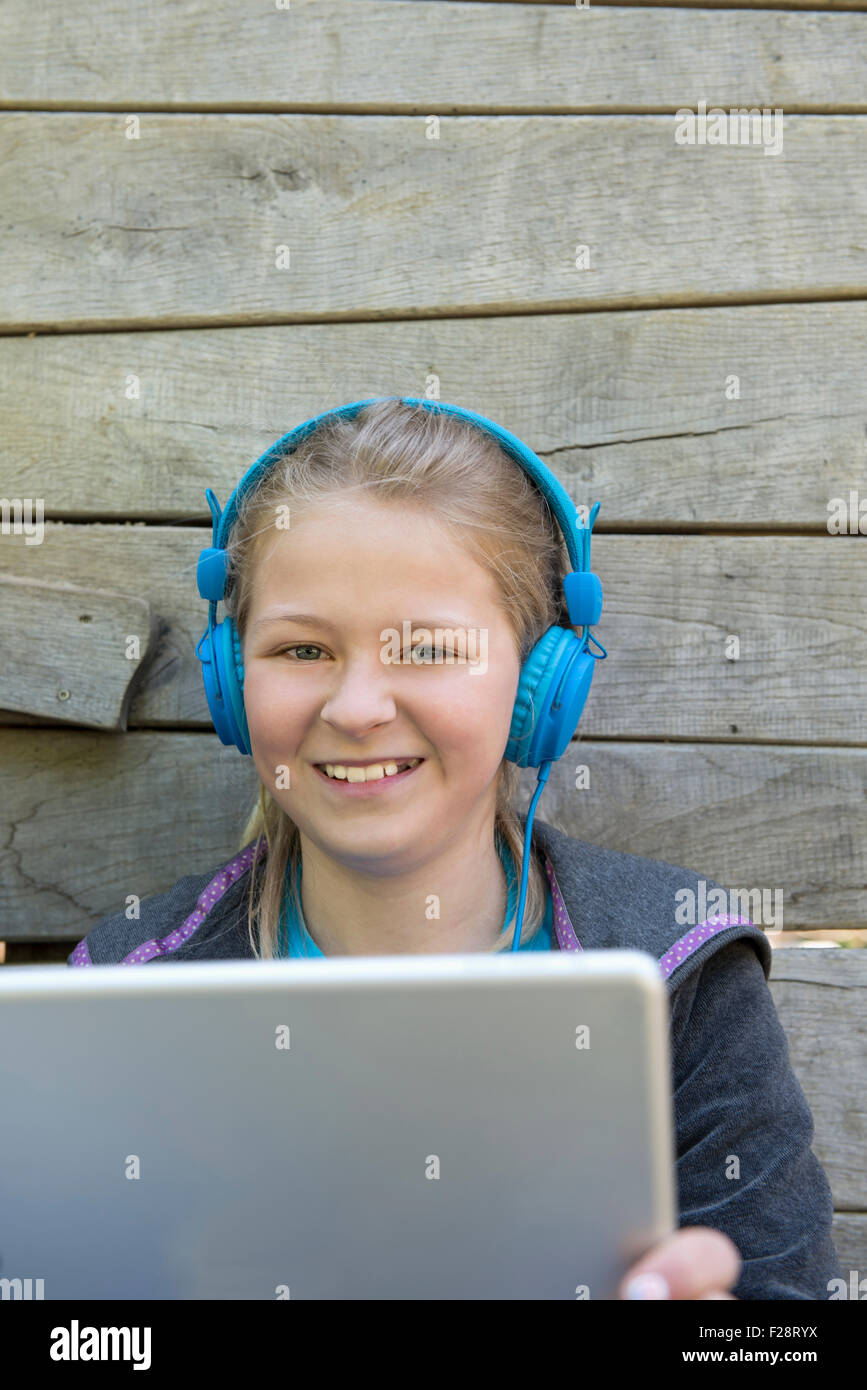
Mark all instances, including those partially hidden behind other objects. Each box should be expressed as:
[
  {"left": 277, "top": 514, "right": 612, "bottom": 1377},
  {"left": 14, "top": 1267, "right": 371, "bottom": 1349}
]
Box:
[
  {"left": 278, "top": 644, "right": 324, "bottom": 661},
  {"left": 411, "top": 645, "right": 453, "bottom": 661}
]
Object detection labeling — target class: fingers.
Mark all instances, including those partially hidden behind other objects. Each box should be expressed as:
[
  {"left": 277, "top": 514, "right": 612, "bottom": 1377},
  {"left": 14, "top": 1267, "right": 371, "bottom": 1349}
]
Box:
[{"left": 619, "top": 1226, "right": 742, "bottom": 1301}]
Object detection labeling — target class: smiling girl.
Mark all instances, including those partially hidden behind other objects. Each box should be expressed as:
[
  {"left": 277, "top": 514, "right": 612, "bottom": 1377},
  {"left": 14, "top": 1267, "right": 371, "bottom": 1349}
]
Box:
[{"left": 70, "top": 396, "right": 842, "bottom": 1301}]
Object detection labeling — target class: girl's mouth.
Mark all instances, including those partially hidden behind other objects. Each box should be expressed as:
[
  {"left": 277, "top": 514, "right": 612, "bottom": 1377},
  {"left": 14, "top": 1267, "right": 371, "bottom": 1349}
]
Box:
[{"left": 312, "top": 759, "right": 425, "bottom": 795}]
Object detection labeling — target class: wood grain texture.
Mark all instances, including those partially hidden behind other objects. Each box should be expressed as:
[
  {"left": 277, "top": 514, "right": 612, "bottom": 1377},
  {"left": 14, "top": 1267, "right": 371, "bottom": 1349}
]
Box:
[
  {"left": 513, "top": 747, "right": 866, "bottom": 930},
  {"left": 830, "top": 1215, "right": 867, "bottom": 1285},
  {"left": 484, "top": 0, "right": 867, "bottom": 8},
  {"left": 488, "top": 0, "right": 867, "bottom": 9},
  {"left": 0, "top": 576, "right": 156, "bottom": 727},
  {"left": 1, "top": 3, "right": 864, "bottom": 108},
  {"left": 2, "top": 303, "right": 866, "bottom": 527},
  {"left": 767, "top": 949, "right": 867, "bottom": 1212},
  {"left": 0, "top": 731, "right": 262, "bottom": 938},
  {"left": 1, "top": 114, "right": 865, "bottom": 330},
  {"left": 0, "top": 731, "right": 863, "bottom": 935}
]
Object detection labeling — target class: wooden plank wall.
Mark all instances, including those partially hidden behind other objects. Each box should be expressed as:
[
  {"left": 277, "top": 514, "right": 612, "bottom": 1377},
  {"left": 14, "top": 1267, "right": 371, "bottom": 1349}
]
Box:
[{"left": 0, "top": 0, "right": 865, "bottom": 1277}]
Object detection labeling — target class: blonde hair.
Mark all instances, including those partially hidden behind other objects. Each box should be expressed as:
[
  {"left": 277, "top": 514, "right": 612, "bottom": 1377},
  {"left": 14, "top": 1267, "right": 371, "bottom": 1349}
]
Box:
[{"left": 224, "top": 397, "right": 573, "bottom": 958}]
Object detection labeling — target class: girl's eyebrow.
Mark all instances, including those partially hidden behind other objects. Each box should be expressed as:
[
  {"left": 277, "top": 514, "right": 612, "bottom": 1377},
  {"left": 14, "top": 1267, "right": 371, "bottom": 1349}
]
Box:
[
  {"left": 251, "top": 612, "right": 329, "bottom": 631},
  {"left": 251, "top": 611, "right": 475, "bottom": 631}
]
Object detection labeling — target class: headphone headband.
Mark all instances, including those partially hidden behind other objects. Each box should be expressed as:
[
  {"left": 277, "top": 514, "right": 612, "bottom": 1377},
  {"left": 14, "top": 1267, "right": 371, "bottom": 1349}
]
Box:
[{"left": 197, "top": 396, "right": 602, "bottom": 630}]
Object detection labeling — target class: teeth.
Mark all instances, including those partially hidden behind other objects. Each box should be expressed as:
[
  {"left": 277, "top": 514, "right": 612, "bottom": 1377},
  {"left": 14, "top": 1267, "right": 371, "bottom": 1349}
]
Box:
[{"left": 322, "top": 759, "right": 421, "bottom": 782}]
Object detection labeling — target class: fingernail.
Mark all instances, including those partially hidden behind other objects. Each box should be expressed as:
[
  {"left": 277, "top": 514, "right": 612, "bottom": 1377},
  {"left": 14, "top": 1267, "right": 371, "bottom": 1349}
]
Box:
[{"left": 623, "top": 1272, "right": 671, "bottom": 1300}]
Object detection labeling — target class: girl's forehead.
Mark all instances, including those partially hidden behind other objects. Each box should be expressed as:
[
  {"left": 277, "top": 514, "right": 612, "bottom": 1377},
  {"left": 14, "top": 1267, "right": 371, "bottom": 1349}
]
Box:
[
  {"left": 247, "top": 530, "right": 503, "bottom": 622},
  {"left": 275, "top": 493, "right": 438, "bottom": 528},
  {"left": 251, "top": 502, "right": 485, "bottom": 572}
]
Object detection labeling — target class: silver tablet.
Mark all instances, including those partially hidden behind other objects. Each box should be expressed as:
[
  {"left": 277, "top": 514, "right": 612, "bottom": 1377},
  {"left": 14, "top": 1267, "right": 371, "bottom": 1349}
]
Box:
[{"left": 0, "top": 950, "right": 676, "bottom": 1300}]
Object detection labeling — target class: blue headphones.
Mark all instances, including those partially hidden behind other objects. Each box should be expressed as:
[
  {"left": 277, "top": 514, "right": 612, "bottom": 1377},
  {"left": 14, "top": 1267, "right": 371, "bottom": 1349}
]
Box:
[{"left": 195, "top": 396, "right": 607, "bottom": 949}]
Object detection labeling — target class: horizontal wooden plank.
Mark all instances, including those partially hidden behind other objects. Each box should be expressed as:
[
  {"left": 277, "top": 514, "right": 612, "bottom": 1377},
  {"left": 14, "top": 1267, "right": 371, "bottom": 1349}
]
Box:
[
  {"left": 1, "top": 114, "right": 865, "bottom": 330},
  {"left": 830, "top": 1215, "right": 867, "bottom": 1287},
  {"left": 504, "top": 1, "right": 865, "bottom": 8},
  {"left": 0, "top": 528, "right": 863, "bottom": 742},
  {"left": 1, "top": 3, "right": 864, "bottom": 108},
  {"left": 2, "top": 303, "right": 866, "bottom": 527},
  {"left": 0, "top": 576, "right": 156, "bottom": 728},
  {"left": 491, "top": 0, "right": 867, "bottom": 7},
  {"left": 0, "top": 732, "right": 863, "bottom": 936},
  {"left": 761, "top": 929, "right": 867, "bottom": 946},
  {"left": 513, "top": 746, "right": 867, "bottom": 930},
  {"left": 767, "top": 951, "right": 867, "bottom": 1212},
  {"left": 0, "top": 731, "right": 262, "bottom": 939},
  {"left": 501, "top": 0, "right": 865, "bottom": 7}
]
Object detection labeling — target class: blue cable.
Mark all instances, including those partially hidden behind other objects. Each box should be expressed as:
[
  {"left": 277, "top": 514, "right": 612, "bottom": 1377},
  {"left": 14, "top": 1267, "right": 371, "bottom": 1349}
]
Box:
[{"left": 511, "top": 760, "right": 552, "bottom": 950}]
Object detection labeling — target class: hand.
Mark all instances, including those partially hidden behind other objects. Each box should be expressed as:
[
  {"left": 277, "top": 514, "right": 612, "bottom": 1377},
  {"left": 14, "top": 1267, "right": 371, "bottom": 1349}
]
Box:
[{"left": 617, "top": 1226, "right": 741, "bottom": 1300}]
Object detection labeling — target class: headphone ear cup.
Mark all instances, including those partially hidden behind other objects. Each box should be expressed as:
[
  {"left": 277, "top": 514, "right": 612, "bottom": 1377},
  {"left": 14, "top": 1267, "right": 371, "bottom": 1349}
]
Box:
[
  {"left": 198, "top": 623, "right": 232, "bottom": 748},
  {"left": 216, "top": 617, "right": 251, "bottom": 755},
  {"left": 506, "top": 626, "right": 596, "bottom": 768}
]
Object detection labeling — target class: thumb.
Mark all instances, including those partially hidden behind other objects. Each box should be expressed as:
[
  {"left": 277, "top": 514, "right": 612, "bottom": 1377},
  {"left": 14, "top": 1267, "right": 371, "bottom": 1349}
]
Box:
[{"left": 618, "top": 1226, "right": 742, "bottom": 1301}]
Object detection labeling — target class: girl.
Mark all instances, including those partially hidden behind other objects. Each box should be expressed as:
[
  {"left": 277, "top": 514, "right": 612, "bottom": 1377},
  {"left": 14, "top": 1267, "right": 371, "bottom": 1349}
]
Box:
[{"left": 70, "top": 396, "right": 842, "bottom": 1301}]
